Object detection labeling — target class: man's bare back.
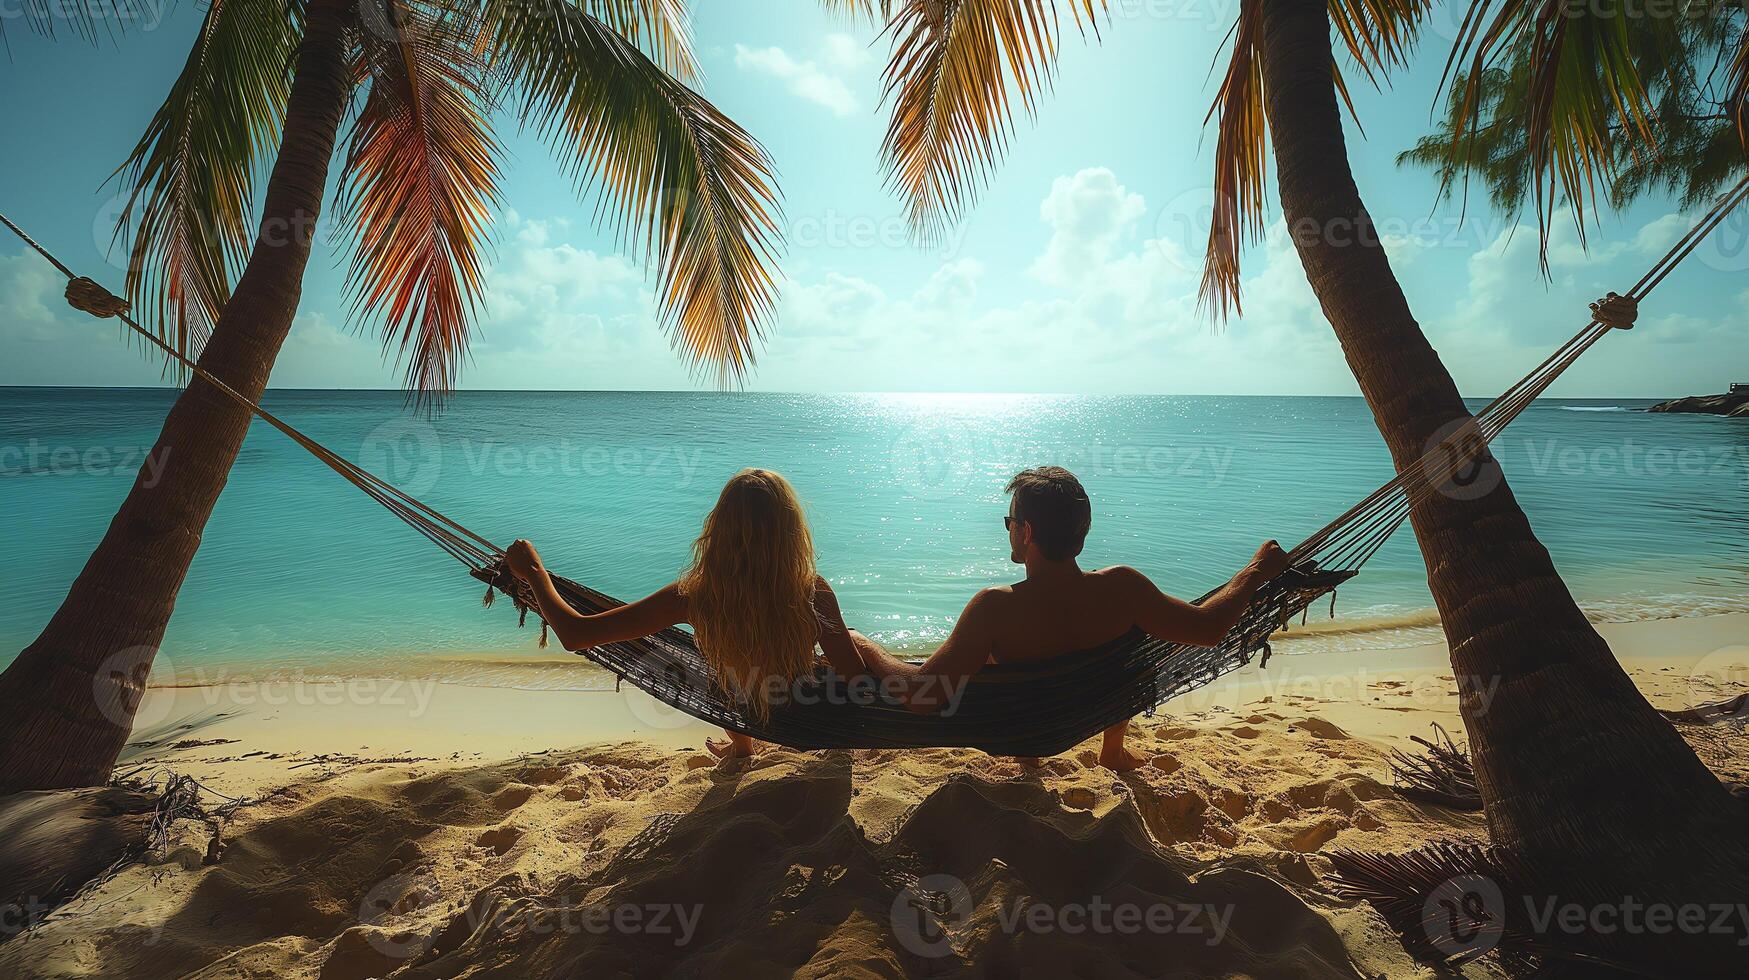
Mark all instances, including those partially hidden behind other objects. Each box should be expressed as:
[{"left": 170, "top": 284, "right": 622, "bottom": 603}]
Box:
[
  {"left": 976, "top": 566, "right": 1175, "bottom": 665},
  {"left": 896, "top": 467, "right": 1289, "bottom": 771}
]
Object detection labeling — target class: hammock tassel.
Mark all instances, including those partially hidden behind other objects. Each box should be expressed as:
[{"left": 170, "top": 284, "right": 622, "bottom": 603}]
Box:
[
  {"left": 1259, "top": 642, "right": 1272, "bottom": 669},
  {"left": 539, "top": 622, "right": 549, "bottom": 649},
  {"left": 482, "top": 582, "right": 497, "bottom": 608}
]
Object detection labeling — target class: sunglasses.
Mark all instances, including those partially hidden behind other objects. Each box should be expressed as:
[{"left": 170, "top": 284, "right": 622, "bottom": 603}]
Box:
[{"left": 1004, "top": 515, "right": 1024, "bottom": 530}]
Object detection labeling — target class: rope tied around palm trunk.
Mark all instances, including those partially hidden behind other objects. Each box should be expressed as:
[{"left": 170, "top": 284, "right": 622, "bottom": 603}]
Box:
[{"left": 65, "top": 277, "right": 131, "bottom": 319}]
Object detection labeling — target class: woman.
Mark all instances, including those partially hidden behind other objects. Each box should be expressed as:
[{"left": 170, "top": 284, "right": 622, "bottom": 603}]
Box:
[{"left": 503, "top": 468, "right": 891, "bottom": 761}]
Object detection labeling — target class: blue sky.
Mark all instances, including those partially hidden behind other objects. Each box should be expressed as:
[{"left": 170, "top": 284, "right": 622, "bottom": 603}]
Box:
[{"left": 1, "top": 0, "right": 1744, "bottom": 396}]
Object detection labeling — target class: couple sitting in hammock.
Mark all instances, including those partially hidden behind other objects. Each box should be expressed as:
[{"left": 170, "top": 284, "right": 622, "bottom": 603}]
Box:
[{"left": 504, "top": 465, "right": 1289, "bottom": 770}]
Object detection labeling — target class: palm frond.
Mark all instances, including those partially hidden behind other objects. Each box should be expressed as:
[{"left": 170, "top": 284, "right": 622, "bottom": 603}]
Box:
[
  {"left": 1406, "top": 16, "right": 1745, "bottom": 220},
  {"left": 1441, "top": 0, "right": 1678, "bottom": 266},
  {"left": 1199, "top": 10, "right": 1266, "bottom": 320},
  {"left": 581, "top": 0, "right": 697, "bottom": 79},
  {"left": 1730, "top": 19, "right": 1748, "bottom": 146},
  {"left": 878, "top": 0, "right": 1105, "bottom": 243},
  {"left": 1326, "top": 0, "right": 1427, "bottom": 85},
  {"left": 110, "top": 0, "right": 300, "bottom": 365},
  {"left": 818, "top": 0, "right": 895, "bottom": 22},
  {"left": 483, "top": 0, "right": 784, "bottom": 386},
  {"left": 6, "top": 0, "right": 145, "bottom": 44},
  {"left": 340, "top": 0, "right": 503, "bottom": 397}
]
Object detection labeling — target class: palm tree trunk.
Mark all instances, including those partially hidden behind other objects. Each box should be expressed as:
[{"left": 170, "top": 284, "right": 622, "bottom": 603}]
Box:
[
  {"left": 1255, "top": 0, "right": 1743, "bottom": 961},
  {"left": 0, "top": 0, "right": 355, "bottom": 793}
]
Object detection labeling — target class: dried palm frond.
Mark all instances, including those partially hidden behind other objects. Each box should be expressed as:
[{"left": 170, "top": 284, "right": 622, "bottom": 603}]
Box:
[
  {"left": 1330, "top": 844, "right": 1686, "bottom": 975},
  {"left": 110, "top": 0, "right": 301, "bottom": 369},
  {"left": 1199, "top": 9, "right": 1266, "bottom": 320},
  {"left": 878, "top": 0, "right": 1105, "bottom": 245},
  {"left": 483, "top": 0, "right": 785, "bottom": 386},
  {"left": 1200, "top": 0, "right": 1428, "bottom": 318},
  {"left": 1388, "top": 722, "right": 1482, "bottom": 810},
  {"left": 582, "top": 0, "right": 697, "bottom": 79},
  {"left": 819, "top": 0, "right": 896, "bottom": 22},
  {"left": 340, "top": 0, "right": 503, "bottom": 398}
]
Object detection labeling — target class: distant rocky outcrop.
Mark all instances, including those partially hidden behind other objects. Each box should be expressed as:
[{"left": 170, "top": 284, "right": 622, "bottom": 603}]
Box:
[{"left": 1646, "top": 393, "right": 1749, "bottom": 417}]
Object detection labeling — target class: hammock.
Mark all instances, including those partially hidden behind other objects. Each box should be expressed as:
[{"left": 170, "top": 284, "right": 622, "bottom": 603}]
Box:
[{"left": 3, "top": 177, "right": 1743, "bottom": 755}]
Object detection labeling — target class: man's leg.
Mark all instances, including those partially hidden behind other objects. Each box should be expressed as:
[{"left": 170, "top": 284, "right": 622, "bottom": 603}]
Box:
[{"left": 1099, "top": 720, "right": 1149, "bottom": 772}]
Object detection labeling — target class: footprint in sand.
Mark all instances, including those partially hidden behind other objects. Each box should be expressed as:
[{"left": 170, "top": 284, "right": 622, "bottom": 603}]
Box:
[
  {"left": 1288, "top": 817, "right": 1344, "bottom": 852},
  {"left": 1291, "top": 718, "right": 1350, "bottom": 740},
  {"left": 1061, "top": 787, "right": 1098, "bottom": 810},
  {"left": 517, "top": 765, "right": 566, "bottom": 785},
  {"left": 493, "top": 785, "right": 536, "bottom": 811},
  {"left": 474, "top": 825, "right": 522, "bottom": 856}
]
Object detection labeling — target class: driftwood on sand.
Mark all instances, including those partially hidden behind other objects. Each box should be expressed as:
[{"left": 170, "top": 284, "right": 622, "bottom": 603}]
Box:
[
  {"left": 0, "top": 771, "right": 259, "bottom": 941},
  {"left": 0, "top": 785, "right": 159, "bottom": 940}
]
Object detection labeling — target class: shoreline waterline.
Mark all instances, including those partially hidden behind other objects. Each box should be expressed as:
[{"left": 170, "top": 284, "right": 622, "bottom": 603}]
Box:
[{"left": 137, "top": 605, "right": 1749, "bottom": 694}]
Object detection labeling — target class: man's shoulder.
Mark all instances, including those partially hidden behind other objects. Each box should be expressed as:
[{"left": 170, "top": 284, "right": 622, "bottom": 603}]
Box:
[
  {"left": 1091, "top": 565, "right": 1150, "bottom": 590},
  {"left": 968, "top": 583, "right": 1018, "bottom": 605},
  {"left": 959, "top": 583, "right": 1020, "bottom": 618}
]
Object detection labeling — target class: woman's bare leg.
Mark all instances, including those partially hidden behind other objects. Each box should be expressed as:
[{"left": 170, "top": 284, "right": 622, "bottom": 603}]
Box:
[
  {"left": 1098, "top": 720, "right": 1148, "bottom": 771},
  {"left": 705, "top": 730, "right": 769, "bottom": 762}
]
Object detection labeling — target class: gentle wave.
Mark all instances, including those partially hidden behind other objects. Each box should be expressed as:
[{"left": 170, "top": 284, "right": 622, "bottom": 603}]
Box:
[{"left": 1557, "top": 405, "right": 1630, "bottom": 412}]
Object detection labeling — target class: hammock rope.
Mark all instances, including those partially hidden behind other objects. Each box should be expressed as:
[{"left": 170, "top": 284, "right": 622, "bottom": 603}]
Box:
[{"left": 3, "top": 175, "right": 1743, "bottom": 754}]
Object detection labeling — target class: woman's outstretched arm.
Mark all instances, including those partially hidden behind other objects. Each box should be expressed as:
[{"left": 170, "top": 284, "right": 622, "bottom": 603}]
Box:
[{"left": 505, "top": 539, "right": 686, "bottom": 652}]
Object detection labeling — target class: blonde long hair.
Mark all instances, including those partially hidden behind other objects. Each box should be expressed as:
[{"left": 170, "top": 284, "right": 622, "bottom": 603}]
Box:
[{"left": 680, "top": 469, "right": 820, "bottom": 719}]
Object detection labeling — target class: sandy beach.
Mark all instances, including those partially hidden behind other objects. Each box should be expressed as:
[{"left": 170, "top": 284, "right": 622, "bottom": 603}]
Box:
[{"left": 3, "top": 613, "right": 1744, "bottom": 978}]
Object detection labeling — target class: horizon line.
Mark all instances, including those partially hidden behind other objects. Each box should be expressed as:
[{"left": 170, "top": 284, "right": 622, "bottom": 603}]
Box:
[{"left": 0, "top": 385, "right": 1693, "bottom": 400}]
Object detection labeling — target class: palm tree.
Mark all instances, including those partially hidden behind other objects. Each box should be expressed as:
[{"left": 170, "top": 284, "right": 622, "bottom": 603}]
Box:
[
  {"left": 864, "top": 0, "right": 1746, "bottom": 967},
  {"left": 1401, "top": 11, "right": 1746, "bottom": 241},
  {"left": 0, "top": 0, "right": 782, "bottom": 792}
]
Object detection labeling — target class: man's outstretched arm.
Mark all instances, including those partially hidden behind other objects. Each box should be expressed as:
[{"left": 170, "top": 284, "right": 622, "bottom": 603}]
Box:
[
  {"left": 1112, "top": 541, "right": 1289, "bottom": 648},
  {"left": 899, "top": 589, "right": 1001, "bottom": 714}
]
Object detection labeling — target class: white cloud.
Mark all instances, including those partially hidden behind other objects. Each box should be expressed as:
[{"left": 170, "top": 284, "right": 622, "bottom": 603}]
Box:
[
  {"left": 1030, "top": 167, "right": 1148, "bottom": 289},
  {"left": 752, "top": 167, "right": 1346, "bottom": 392},
  {"left": 1633, "top": 212, "right": 1689, "bottom": 257},
  {"left": 733, "top": 42, "right": 861, "bottom": 117},
  {"left": 0, "top": 250, "right": 65, "bottom": 339},
  {"left": 820, "top": 33, "right": 874, "bottom": 72}
]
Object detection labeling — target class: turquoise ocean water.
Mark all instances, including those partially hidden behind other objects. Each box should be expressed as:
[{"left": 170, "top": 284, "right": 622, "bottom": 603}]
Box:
[{"left": 1, "top": 388, "right": 1744, "bottom": 689}]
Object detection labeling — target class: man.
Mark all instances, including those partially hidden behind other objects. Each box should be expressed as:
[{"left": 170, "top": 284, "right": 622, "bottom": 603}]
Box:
[{"left": 896, "top": 465, "right": 1289, "bottom": 771}]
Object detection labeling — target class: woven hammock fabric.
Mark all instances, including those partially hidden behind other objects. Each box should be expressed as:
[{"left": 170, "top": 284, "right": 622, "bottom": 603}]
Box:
[{"left": 476, "top": 564, "right": 1357, "bottom": 756}]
